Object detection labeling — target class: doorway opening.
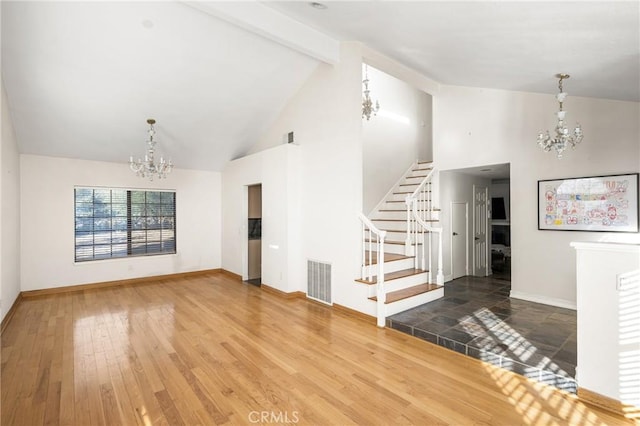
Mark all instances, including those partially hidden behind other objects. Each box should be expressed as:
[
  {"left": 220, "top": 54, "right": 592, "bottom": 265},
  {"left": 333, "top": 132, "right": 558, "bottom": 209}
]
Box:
[
  {"left": 246, "top": 184, "right": 262, "bottom": 287},
  {"left": 440, "top": 163, "right": 510, "bottom": 282}
]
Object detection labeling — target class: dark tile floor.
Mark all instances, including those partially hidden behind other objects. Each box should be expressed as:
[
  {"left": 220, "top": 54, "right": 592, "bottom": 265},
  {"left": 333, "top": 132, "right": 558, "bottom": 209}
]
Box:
[{"left": 387, "top": 272, "right": 578, "bottom": 393}]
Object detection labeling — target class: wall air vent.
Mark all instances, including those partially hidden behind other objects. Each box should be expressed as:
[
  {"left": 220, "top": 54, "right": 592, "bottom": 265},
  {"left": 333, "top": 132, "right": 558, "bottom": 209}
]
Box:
[{"left": 307, "top": 260, "right": 332, "bottom": 305}]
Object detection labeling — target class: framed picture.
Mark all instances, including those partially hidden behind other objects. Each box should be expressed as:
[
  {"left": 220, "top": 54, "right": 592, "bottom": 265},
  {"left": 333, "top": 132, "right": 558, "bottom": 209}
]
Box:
[{"left": 538, "top": 173, "right": 639, "bottom": 232}]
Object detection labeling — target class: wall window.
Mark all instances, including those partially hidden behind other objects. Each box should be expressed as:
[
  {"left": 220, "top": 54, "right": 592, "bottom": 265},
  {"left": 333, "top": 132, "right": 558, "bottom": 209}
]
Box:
[{"left": 74, "top": 188, "right": 176, "bottom": 262}]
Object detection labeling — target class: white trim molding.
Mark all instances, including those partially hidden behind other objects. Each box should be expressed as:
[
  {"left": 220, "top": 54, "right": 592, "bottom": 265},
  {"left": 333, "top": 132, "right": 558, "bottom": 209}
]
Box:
[{"left": 510, "top": 290, "right": 577, "bottom": 310}]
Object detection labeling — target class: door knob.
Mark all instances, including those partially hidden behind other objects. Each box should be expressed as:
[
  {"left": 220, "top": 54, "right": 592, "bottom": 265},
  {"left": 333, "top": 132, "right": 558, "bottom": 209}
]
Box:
[
  {"left": 475, "top": 237, "right": 480, "bottom": 240},
  {"left": 453, "top": 232, "right": 458, "bottom": 236}
]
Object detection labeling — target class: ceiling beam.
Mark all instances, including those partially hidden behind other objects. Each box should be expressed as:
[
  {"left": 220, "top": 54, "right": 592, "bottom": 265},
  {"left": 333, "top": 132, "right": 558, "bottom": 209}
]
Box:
[{"left": 182, "top": 1, "right": 340, "bottom": 65}]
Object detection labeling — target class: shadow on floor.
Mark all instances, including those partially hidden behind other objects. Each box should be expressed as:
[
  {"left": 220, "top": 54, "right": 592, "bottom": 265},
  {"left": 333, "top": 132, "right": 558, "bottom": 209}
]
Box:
[{"left": 387, "top": 273, "right": 577, "bottom": 393}]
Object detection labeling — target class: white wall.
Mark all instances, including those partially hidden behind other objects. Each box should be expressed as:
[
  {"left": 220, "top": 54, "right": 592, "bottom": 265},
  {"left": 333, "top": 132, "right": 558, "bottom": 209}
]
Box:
[
  {"left": 439, "top": 171, "right": 492, "bottom": 281},
  {"left": 238, "top": 42, "right": 370, "bottom": 313},
  {"left": 434, "top": 85, "right": 640, "bottom": 308},
  {"left": 222, "top": 144, "right": 301, "bottom": 293},
  {"left": 20, "top": 155, "right": 221, "bottom": 291},
  {"left": 1, "top": 82, "right": 21, "bottom": 320},
  {"left": 362, "top": 65, "right": 432, "bottom": 213}
]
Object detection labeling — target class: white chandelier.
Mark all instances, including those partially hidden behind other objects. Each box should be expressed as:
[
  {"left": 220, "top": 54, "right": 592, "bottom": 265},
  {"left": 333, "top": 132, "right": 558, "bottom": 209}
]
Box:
[
  {"left": 129, "top": 119, "right": 173, "bottom": 180},
  {"left": 537, "top": 74, "right": 583, "bottom": 159},
  {"left": 362, "top": 64, "right": 380, "bottom": 120}
]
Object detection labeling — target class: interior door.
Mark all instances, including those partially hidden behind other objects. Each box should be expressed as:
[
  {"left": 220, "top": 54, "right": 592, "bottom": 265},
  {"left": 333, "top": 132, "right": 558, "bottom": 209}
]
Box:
[
  {"left": 451, "top": 202, "right": 468, "bottom": 279},
  {"left": 473, "top": 185, "right": 489, "bottom": 276}
]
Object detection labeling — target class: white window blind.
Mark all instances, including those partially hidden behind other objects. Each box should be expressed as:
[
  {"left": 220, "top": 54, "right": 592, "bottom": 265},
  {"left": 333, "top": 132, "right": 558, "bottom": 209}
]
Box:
[{"left": 74, "top": 188, "right": 176, "bottom": 262}]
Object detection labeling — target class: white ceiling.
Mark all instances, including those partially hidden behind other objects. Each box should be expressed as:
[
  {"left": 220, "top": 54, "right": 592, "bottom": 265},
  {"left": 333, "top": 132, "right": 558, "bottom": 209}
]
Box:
[
  {"left": 267, "top": 1, "right": 640, "bottom": 101},
  {"left": 2, "top": 1, "right": 639, "bottom": 172},
  {"left": 1, "top": 1, "right": 320, "bottom": 171}
]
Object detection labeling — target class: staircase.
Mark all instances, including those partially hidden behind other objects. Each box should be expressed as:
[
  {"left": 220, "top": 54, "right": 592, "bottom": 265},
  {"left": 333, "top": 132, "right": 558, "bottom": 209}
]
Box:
[{"left": 358, "top": 161, "right": 444, "bottom": 327}]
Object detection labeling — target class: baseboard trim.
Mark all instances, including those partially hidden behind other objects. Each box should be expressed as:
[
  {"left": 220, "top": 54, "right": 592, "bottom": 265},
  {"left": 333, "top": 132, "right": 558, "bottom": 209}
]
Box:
[
  {"left": 21, "top": 269, "right": 223, "bottom": 298},
  {"left": 260, "top": 283, "right": 305, "bottom": 299},
  {"left": 578, "top": 387, "right": 640, "bottom": 420},
  {"left": 220, "top": 269, "right": 242, "bottom": 281},
  {"left": 332, "top": 303, "right": 376, "bottom": 324},
  {"left": 509, "top": 290, "right": 576, "bottom": 310},
  {"left": 1, "top": 293, "right": 23, "bottom": 335}
]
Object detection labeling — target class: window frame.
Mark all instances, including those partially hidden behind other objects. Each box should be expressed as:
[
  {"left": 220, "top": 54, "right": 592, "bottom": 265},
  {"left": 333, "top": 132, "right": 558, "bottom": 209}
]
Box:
[{"left": 74, "top": 186, "right": 177, "bottom": 263}]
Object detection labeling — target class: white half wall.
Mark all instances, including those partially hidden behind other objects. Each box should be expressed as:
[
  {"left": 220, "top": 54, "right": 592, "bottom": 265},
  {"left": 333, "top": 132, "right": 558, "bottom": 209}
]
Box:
[
  {"left": 363, "top": 65, "right": 433, "bottom": 213},
  {"left": 20, "top": 155, "right": 221, "bottom": 291},
  {"left": 1, "top": 82, "right": 21, "bottom": 320},
  {"left": 571, "top": 242, "right": 640, "bottom": 406},
  {"left": 434, "top": 85, "right": 640, "bottom": 307}
]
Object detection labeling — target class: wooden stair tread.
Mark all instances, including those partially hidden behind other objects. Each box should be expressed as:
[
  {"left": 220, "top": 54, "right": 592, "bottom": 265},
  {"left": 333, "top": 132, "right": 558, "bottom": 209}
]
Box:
[
  {"left": 364, "top": 238, "right": 422, "bottom": 245},
  {"left": 364, "top": 251, "right": 413, "bottom": 266},
  {"left": 369, "top": 283, "right": 443, "bottom": 304},
  {"left": 392, "top": 192, "right": 436, "bottom": 198},
  {"left": 406, "top": 175, "right": 429, "bottom": 179},
  {"left": 372, "top": 218, "right": 439, "bottom": 222},
  {"left": 355, "top": 268, "right": 428, "bottom": 285}
]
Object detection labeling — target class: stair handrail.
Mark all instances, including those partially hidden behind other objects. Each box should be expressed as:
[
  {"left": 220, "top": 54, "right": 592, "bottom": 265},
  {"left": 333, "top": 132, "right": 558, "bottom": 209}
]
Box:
[
  {"left": 404, "top": 164, "right": 444, "bottom": 285},
  {"left": 408, "top": 167, "right": 435, "bottom": 201},
  {"left": 358, "top": 212, "right": 387, "bottom": 327}
]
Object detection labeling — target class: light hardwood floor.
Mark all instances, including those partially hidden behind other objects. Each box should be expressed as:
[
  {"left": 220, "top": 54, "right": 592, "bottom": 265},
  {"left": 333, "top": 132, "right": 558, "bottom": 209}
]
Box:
[{"left": 1, "top": 272, "right": 634, "bottom": 425}]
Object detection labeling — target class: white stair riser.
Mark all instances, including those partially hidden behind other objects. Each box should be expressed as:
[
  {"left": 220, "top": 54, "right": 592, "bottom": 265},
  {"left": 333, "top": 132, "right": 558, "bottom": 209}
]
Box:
[
  {"left": 384, "top": 201, "right": 433, "bottom": 211},
  {"left": 411, "top": 164, "right": 433, "bottom": 174},
  {"left": 365, "top": 273, "right": 430, "bottom": 298},
  {"left": 389, "top": 193, "right": 411, "bottom": 202},
  {"left": 364, "top": 240, "right": 410, "bottom": 253},
  {"left": 370, "top": 220, "right": 407, "bottom": 231},
  {"left": 398, "top": 184, "right": 420, "bottom": 192},
  {"left": 371, "top": 211, "right": 407, "bottom": 220},
  {"left": 384, "top": 272, "right": 430, "bottom": 293},
  {"left": 384, "top": 230, "right": 410, "bottom": 241},
  {"left": 380, "top": 243, "right": 407, "bottom": 255},
  {"left": 363, "top": 257, "right": 414, "bottom": 277},
  {"left": 404, "top": 177, "right": 431, "bottom": 185},
  {"left": 375, "top": 211, "right": 441, "bottom": 222},
  {"left": 367, "top": 272, "right": 429, "bottom": 297},
  {"left": 384, "top": 287, "right": 444, "bottom": 317},
  {"left": 375, "top": 211, "right": 434, "bottom": 221}
]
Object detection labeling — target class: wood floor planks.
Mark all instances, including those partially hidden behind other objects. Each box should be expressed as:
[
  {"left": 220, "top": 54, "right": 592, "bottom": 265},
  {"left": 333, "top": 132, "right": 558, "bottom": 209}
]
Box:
[{"left": 1, "top": 271, "right": 634, "bottom": 425}]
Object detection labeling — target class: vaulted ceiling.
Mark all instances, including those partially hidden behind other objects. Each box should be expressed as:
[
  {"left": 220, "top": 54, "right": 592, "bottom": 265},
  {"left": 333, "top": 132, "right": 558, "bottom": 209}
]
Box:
[{"left": 2, "top": 1, "right": 638, "bottom": 172}]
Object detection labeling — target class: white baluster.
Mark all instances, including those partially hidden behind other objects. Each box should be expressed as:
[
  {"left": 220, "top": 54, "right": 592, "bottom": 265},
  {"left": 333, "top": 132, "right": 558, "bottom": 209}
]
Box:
[
  {"left": 377, "top": 233, "right": 386, "bottom": 327},
  {"left": 428, "top": 232, "right": 432, "bottom": 282},
  {"left": 437, "top": 229, "right": 444, "bottom": 285},
  {"left": 368, "top": 228, "right": 372, "bottom": 281},
  {"left": 361, "top": 221, "right": 366, "bottom": 280},
  {"left": 405, "top": 197, "right": 412, "bottom": 256}
]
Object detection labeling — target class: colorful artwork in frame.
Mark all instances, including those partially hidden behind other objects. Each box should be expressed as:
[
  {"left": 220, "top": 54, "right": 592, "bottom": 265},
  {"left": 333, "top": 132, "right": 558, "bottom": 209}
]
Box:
[{"left": 538, "top": 173, "right": 639, "bottom": 232}]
